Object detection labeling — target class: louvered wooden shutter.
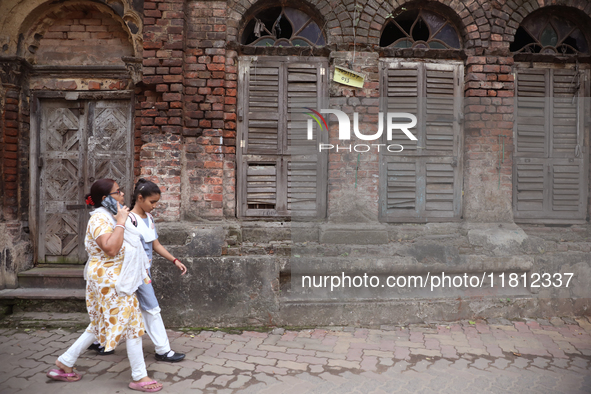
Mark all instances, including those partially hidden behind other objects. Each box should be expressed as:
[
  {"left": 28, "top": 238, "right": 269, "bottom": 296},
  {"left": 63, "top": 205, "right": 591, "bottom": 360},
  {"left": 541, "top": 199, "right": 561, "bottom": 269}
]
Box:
[
  {"left": 381, "top": 156, "right": 460, "bottom": 222},
  {"left": 238, "top": 57, "right": 327, "bottom": 218},
  {"left": 513, "top": 67, "right": 588, "bottom": 223},
  {"left": 380, "top": 61, "right": 463, "bottom": 222},
  {"left": 243, "top": 61, "right": 282, "bottom": 154}
]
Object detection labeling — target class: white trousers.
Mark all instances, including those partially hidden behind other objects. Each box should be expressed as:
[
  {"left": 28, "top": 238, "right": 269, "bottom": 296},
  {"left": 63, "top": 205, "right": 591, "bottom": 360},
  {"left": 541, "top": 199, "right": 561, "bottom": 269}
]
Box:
[
  {"left": 58, "top": 329, "right": 148, "bottom": 381},
  {"left": 142, "top": 306, "right": 171, "bottom": 355}
]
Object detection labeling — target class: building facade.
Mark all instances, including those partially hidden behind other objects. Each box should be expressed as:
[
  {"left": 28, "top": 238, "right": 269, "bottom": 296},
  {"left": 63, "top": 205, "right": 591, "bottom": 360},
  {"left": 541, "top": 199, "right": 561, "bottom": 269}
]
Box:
[{"left": 1, "top": 0, "right": 591, "bottom": 326}]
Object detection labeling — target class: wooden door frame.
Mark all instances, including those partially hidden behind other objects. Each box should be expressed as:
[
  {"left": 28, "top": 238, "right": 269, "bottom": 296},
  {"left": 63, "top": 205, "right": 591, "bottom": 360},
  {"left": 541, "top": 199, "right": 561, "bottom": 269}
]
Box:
[{"left": 30, "top": 90, "right": 134, "bottom": 264}]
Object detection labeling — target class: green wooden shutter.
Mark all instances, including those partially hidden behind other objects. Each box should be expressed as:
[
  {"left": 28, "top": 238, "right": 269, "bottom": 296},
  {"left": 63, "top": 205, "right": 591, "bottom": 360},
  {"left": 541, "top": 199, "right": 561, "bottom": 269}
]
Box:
[
  {"left": 513, "top": 67, "right": 588, "bottom": 223},
  {"left": 380, "top": 61, "right": 463, "bottom": 222},
  {"left": 238, "top": 57, "right": 327, "bottom": 218}
]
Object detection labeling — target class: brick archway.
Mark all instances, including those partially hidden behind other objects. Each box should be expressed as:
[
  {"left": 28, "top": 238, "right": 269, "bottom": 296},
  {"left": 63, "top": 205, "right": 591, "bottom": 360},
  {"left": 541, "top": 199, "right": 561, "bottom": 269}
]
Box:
[{"left": 17, "top": 0, "right": 142, "bottom": 63}]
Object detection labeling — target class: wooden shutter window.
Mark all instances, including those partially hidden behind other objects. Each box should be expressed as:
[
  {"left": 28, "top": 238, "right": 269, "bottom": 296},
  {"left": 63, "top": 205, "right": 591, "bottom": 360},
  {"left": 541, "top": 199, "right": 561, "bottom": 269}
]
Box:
[
  {"left": 425, "top": 161, "right": 455, "bottom": 216},
  {"left": 386, "top": 161, "right": 416, "bottom": 211},
  {"left": 425, "top": 68, "right": 455, "bottom": 153},
  {"left": 238, "top": 56, "right": 328, "bottom": 218},
  {"left": 246, "top": 163, "right": 277, "bottom": 210},
  {"left": 287, "top": 63, "right": 320, "bottom": 153},
  {"left": 552, "top": 69, "right": 579, "bottom": 157},
  {"left": 515, "top": 69, "right": 546, "bottom": 156},
  {"left": 551, "top": 161, "right": 584, "bottom": 212},
  {"left": 380, "top": 60, "right": 463, "bottom": 223},
  {"left": 245, "top": 62, "right": 281, "bottom": 154},
  {"left": 513, "top": 66, "right": 588, "bottom": 223},
  {"left": 515, "top": 159, "right": 545, "bottom": 212},
  {"left": 287, "top": 157, "right": 319, "bottom": 217},
  {"left": 385, "top": 66, "right": 419, "bottom": 153}
]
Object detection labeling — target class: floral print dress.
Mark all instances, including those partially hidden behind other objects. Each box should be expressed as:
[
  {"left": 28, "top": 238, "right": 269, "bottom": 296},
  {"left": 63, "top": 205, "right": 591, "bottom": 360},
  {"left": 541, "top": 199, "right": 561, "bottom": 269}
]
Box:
[{"left": 84, "top": 211, "right": 145, "bottom": 351}]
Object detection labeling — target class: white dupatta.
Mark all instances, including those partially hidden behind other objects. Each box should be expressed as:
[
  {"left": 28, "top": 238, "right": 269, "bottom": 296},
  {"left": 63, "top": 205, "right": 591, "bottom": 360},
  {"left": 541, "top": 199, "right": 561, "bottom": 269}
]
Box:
[{"left": 86, "top": 207, "right": 150, "bottom": 296}]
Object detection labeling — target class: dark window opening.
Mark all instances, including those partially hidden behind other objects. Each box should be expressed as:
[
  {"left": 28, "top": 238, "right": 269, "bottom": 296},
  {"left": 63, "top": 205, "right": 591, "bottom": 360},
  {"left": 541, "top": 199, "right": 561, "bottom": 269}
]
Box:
[
  {"left": 512, "top": 10, "right": 589, "bottom": 55},
  {"left": 380, "top": 9, "right": 461, "bottom": 49},
  {"left": 242, "top": 6, "right": 325, "bottom": 47}
]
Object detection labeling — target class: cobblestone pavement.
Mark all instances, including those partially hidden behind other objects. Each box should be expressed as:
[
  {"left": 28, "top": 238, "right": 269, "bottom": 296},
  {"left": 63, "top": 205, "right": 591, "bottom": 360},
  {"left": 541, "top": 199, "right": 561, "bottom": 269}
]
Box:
[{"left": 1, "top": 317, "right": 591, "bottom": 393}]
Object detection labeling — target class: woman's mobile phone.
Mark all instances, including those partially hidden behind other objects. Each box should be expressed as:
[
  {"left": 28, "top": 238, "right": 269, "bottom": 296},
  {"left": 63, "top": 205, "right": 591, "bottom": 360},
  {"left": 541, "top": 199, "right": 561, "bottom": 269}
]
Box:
[{"left": 101, "top": 195, "right": 119, "bottom": 215}]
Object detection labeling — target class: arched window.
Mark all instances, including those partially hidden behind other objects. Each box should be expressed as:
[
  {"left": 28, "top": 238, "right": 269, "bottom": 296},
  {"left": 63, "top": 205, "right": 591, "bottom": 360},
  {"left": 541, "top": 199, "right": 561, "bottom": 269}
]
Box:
[
  {"left": 241, "top": 6, "right": 326, "bottom": 47},
  {"left": 511, "top": 12, "right": 588, "bottom": 55},
  {"left": 378, "top": 7, "right": 464, "bottom": 223},
  {"left": 237, "top": 6, "right": 328, "bottom": 219},
  {"left": 511, "top": 9, "right": 591, "bottom": 223},
  {"left": 380, "top": 9, "right": 461, "bottom": 49}
]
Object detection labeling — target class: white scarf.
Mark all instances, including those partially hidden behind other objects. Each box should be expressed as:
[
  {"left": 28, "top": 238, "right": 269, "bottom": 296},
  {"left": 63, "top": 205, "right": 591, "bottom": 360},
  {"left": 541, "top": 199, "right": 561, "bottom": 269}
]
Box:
[
  {"left": 86, "top": 208, "right": 150, "bottom": 296},
  {"left": 129, "top": 212, "right": 157, "bottom": 243}
]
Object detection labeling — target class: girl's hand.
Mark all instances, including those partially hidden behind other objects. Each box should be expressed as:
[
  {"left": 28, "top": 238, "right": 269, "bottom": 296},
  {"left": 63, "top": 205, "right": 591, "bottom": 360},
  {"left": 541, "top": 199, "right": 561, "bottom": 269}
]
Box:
[
  {"left": 173, "top": 259, "right": 187, "bottom": 275},
  {"left": 115, "top": 202, "right": 130, "bottom": 225}
]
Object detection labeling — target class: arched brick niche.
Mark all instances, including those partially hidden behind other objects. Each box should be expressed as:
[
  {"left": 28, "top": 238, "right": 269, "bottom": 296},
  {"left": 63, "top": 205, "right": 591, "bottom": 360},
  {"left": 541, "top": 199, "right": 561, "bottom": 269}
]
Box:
[{"left": 17, "top": 0, "right": 142, "bottom": 65}]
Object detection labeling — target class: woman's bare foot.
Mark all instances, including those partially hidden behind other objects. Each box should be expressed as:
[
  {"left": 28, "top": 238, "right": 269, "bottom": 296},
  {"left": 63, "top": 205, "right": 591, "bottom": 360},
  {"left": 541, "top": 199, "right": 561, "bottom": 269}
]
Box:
[
  {"left": 54, "top": 359, "right": 78, "bottom": 381},
  {"left": 133, "top": 376, "right": 162, "bottom": 390}
]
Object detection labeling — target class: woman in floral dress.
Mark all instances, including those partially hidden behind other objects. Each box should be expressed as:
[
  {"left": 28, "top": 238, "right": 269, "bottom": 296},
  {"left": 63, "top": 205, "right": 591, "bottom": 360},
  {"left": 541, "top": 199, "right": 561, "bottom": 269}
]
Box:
[{"left": 47, "top": 179, "right": 162, "bottom": 392}]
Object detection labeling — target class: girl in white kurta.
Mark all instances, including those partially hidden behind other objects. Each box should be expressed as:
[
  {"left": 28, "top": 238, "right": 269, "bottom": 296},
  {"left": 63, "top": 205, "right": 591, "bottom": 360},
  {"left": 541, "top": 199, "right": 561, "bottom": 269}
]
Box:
[
  {"left": 47, "top": 179, "right": 162, "bottom": 392},
  {"left": 129, "top": 178, "right": 187, "bottom": 362}
]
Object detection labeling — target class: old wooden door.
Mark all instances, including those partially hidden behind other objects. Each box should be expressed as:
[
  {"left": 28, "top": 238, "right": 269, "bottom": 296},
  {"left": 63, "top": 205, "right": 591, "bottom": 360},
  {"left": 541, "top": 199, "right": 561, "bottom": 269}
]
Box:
[{"left": 38, "top": 99, "right": 133, "bottom": 263}]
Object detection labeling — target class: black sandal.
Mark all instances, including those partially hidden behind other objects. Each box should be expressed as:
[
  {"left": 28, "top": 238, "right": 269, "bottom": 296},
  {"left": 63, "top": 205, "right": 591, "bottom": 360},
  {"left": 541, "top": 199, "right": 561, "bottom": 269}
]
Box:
[{"left": 87, "top": 343, "right": 114, "bottom": 355}]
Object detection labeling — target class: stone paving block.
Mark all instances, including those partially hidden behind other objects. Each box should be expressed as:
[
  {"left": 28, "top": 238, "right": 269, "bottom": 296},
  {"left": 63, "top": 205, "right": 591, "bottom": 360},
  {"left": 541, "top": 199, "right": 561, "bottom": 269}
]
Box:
[
  {"left": 201, "top": 363, "right": 235, "bottom": 374},
  {"left": 327, "top": 359, "right": 361, "bottom": 369},
  {"left": 191, "top": 374, "right": 216, "bottom": 389},
  {"left": 393, "top": 346, "right": 410, "bottom": 360},
  {"left": 277, "top": 360, "right": 308, "bottom": 371},
  {"left": 266, "top": 351, "right": 297, "bottom": 361},
  {"left": 315, "top": 351, "right": 346, "bottom": 360},
  {"left": 229, "top": 374, "right": 253, "bottom": 389},
  {"left": 196, "top": 355, "right": 226, "bottom": 366},
  {"left": 212, "top": 374, "right": 234, "bottom": 387},
  {"left": 409, "top": 348, "right": 441, "bottom": 357},
  {"left": 225, "top": 360, "right": 256, "bottom": 371},
  {"left": 150, "top": 362, "right": 182, "bottom": 374},
  {"left": 255, "top": 365, "right": 289, "bottom": 375},
  {"left": 489, "top": 358, "right": 511, "bottom": 370},
  {"left": 217, "top": 351, "right": 247, "bottom": 362},
  {"left": 297, "top": 355, "right": 328, "bottom": 365},
  {"left": 471, "top": 357, "right": 492, "bottom": 370}
]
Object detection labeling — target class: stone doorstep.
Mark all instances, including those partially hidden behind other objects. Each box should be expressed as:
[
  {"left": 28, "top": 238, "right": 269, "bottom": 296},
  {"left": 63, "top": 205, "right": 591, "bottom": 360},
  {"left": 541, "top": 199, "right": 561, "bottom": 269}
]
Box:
[
  {"left": 18, "top": 266, "right": 85, "bottom": 289},
  {"left": 0, "top": 311, "right": 89, "bottom": 328},
  {"left": 0, "top": 288, "right": 85, "bottom": 300}
]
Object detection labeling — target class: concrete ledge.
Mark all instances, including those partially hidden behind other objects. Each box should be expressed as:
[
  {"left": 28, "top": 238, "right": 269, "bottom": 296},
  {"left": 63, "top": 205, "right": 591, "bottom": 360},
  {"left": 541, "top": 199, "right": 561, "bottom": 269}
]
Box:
[
  {"left": 319, "top": 224, "right": 389, "bottom": 245},
  {"left": 275, "top": 297, "right": 591, "bottom": 326}
]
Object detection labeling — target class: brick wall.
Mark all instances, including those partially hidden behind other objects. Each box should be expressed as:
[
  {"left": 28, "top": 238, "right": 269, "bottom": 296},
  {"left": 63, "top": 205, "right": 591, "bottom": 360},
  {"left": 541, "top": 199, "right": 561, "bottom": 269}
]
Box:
[
  {"left": 181, "top": 1, "right": 232, "bottom": 220},
  {"left": 35, "top": 9, "right": 133, "bottom": 65},
  {"left": 140, "top": 0, "right": 186, "bottom": 221}
]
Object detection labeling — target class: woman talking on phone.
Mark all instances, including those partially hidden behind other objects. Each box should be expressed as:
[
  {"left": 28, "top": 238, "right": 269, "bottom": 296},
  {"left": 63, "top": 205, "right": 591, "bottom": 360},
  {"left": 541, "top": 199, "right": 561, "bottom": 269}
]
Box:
[{"left": 46, "top": 179, "right": 163, "bottom": 392}]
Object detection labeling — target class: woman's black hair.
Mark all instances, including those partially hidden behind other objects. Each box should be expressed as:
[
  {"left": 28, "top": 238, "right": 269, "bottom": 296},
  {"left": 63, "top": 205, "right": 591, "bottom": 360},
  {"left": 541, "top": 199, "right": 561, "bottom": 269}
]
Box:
[
  {"left": 130, "top": 178, "right": 161, "bottom": 209},
  {"left": 85, "top": 179, "right": 115, "bottom": 207}
]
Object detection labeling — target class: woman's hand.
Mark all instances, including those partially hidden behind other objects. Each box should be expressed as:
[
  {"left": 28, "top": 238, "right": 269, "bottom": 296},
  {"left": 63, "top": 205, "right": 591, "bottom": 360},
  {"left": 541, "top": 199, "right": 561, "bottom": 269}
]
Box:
[
  {"left": 114, "top": 202, "right": 130, "bottom": 225},
  {"left": 173, "top": 259, "right": 187, "bottom": 275}
]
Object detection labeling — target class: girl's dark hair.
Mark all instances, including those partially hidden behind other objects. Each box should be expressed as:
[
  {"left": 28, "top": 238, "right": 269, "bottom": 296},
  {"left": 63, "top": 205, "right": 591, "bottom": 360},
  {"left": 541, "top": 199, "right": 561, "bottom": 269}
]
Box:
[
  {"left": 130, "top": 178, "right": 161, "bottom": 209},
  {"left": 85, "top": 179, "right": 115, "bottom": 207}
]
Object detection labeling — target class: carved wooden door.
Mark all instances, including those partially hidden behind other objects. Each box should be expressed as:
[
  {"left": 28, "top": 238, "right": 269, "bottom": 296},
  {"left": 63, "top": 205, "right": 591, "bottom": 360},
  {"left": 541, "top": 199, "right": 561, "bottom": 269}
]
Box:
[{"left": 38, "top": 99, "right": 133, "bottom": 263}]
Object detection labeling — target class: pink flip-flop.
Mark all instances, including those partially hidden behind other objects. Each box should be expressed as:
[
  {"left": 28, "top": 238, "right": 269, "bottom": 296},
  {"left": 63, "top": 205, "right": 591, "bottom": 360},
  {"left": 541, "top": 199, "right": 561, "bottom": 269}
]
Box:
[
  {"left": 46, "top": 368, "right": 82, "bottom": 382},
  {"left": 128, "top": 380, "right": 162, "bottom": 392}
]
